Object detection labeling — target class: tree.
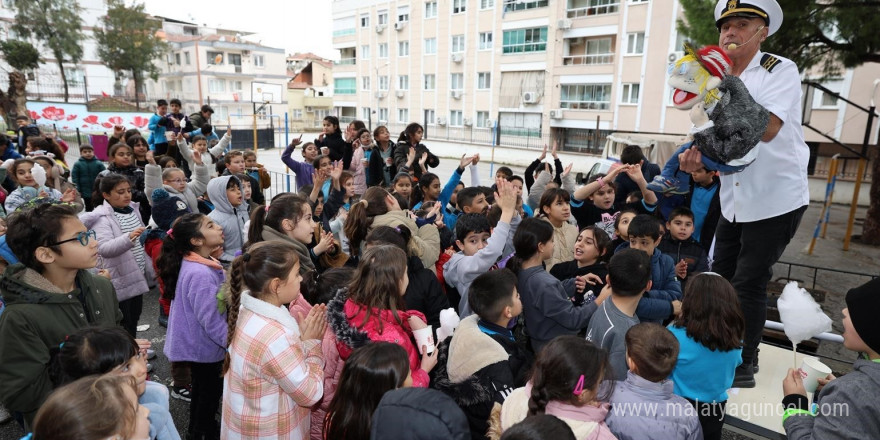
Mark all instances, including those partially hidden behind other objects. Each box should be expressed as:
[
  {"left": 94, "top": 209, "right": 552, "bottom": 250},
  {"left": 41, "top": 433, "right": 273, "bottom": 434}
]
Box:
[
  {"left": 11, "top": 0, "right": 84, "bottom": 103},
  {"left": 678, "top": 0, "right": 880, "bottom": 244},
  {"left": 0, "top": 39, "right": 40, "bottom": 127},
  {"left": 93, "top": 0, "right": 169, "bottom": 110}
]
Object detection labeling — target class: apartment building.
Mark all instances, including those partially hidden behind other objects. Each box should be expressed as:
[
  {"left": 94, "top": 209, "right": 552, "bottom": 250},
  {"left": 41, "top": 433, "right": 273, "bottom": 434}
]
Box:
[
  {"left": 144, "top": 17, "right": 288, "bottom": 127},
  {"left": 330, "top": 0, "right": 880, "bottom": 162},
  {"left": 287, "top": 53, "right": 335, "bottom": 130}
]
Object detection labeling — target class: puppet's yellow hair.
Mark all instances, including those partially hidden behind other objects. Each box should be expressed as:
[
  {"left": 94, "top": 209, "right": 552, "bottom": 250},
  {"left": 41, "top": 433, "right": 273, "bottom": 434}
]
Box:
[{"left": 674, "top": 52, "right": 722, "bottom": 105}]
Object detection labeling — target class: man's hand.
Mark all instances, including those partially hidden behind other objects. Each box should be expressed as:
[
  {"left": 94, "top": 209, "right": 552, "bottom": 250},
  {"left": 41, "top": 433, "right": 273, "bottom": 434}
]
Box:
[{"left": 678, "top": 146, "right": 703, "bottom": 173}]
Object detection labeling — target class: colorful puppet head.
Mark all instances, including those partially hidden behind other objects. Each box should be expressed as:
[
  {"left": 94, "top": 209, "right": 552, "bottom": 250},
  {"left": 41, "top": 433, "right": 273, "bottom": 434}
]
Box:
[{"left": 668, "top": 44, "right": 732, "bottom": 110}]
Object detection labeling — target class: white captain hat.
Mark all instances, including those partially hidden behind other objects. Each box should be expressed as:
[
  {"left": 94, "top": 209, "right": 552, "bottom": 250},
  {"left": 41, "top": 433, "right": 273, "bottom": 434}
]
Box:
[{"left": 714, "top": 0, "right": 783, "bottom": 36}]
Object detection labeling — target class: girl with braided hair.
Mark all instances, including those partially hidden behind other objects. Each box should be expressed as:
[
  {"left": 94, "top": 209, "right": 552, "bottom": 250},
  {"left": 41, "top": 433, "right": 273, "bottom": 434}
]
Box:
[
  {"left": 221, "top": 240, "right": 327, "bottom": 439},
  {"left": 157, "top": 213, "right": 226, "bottom": 440},
  {"left": 492, "top": 336, "right": 615, "bottom": 440}
]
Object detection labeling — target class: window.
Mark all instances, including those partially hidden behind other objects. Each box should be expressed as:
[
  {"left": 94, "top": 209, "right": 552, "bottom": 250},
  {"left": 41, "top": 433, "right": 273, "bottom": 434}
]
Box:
[
  {"left": 630, "top": 0, "right": 648, "bottom": 3},
  {"left": 67, "top": 68, "right": 85, "bottom": 87},
  {"left": 424, "top": 38, "right": 437, "bottom": 54},
  {"left": 208, "top": 78, "right": 226, "bottom": 93},
  {"left": 621, "top": 83, "right": 639, "bottom": 104},
  {"left": 424, "top": 109, "right": 435, "bottom": 125},
  {"left": 362, "top": 108, "right": 371, "bottom": 120},
  {"left": 360, "top": 14, "right": 370, "bottom": 27},
  {"left": 560, "top": 84, "right": 612, "bottom": 110},
  {"left": 450, "top": 73, "right": 464, "bottom": 90},
  {"left": 449, "top": 110, "right": 463, "bottom": 126},
  {"left": 332, "top": 16, "right": 356, "bottom": 37},
  {"left": 291, "top": 109, "right": 303, "bottom": 119},
  {"left": 563, "top": 37, "right": 613, "bottom": 65},
  {"left": 361, "top": 45, "right": 371, "bottom": 59},
  {"left": 477, "top": 72, "right": 491, "bottom": 89},
  {"left": 476, "top": 111, "right": 490, "bottom": 128},
  {"left": 453, "top": 0, "right": 466, "bottom": 14},
  {"left": 814, "top": 79, "right": 843, "bottom": 108},
  {"left": 378, "top": 108, "right": 389, "bottom": 122},
  {"left": 379, "top": 43, "right": 388, "bottom": 58},
  {"left": 424, "top": 74, "right": 436, "bottom": 90},
  {"left": 398, "top": 109, "right": 409, "bottom": 122},
  {"left": 452, "top": 35, "right": 465, "bottom": 53},
  {"left": 502, "top": 28, "right": 548, "bottom": 54},
  {"left": 398, "top": 75, "right": 409, "bottom": 90},
  {"left": 334, "top": 78, "right": 356, "bottom": 95},
  {"left": 362, "top": 76, "right": 371, "bottom": 90},
  {"left": 480, "top": 0, "right": 495, "bottom": 8},
  {"left": 503, "top": 0, "right": 548, "bottom": 12},
  {"left": 378, "top": 11, "right": 388, "bottom": 25},
  {"left": 425, "top": 1, "right": 438, "bottom": 18},
  {"left": 175, "top": 53, "right": 181, "bottom": 65},
  {"left": 207, "top": 51, "right": 223, "bottom": 65},
  {"left": 316, "top": 109, "right": 330, "bottom": 119},
  {"left": 567, "top": 0, "right": 620, "bottom": 18},
  {"left": 397, "top": 6, "right": 409, "bottom": 22},
  {"left": 231, "top": 80, "right": 243, "bottom": 91},
  {"left": 184, "top": 52, "right": 191, "bottom": 65},
  {"left": 479, "top": 32, "right": 493, "bottom": 50},
  {"left": 626, "top": 32, "right": 645, "bottom": 54},
  {"left": 254, "top": 55, "right": 265, "bottom": 67},
  {"left": 379, "top": 76, "right": 389, "bottom": 90},
  {"left": 398, "top": 41, "right": 409, "bottom": 56}
]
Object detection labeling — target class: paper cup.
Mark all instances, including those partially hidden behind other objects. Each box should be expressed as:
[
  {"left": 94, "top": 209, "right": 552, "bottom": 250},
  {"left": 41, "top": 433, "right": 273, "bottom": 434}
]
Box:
[
  {"left": 320, "top": 146, "right": 330, "bottom": 156},
  {"left": 412, "top": 326, "right": 434, "bottom": 355},
  {"left": 799, "top": 357, "right": 832, "bottom": 393},
  {"left": 385, "top": 157, "right": 394, "bottom": 166}
]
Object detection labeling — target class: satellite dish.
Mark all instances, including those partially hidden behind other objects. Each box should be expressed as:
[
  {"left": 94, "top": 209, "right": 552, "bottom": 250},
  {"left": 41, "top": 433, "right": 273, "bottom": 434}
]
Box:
[{"left": 214, "top": 54, "right": 223, "bottom": 64}]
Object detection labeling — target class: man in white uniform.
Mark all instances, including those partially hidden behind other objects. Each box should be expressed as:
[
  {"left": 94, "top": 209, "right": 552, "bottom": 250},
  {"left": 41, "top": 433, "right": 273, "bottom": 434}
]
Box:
[{"left": 680, "top": 0, "right": 810, "bottom": 388}]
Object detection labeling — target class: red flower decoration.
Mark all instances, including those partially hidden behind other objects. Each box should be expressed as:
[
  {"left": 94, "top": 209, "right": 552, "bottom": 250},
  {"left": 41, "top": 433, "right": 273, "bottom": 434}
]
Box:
[
  {"left": 131, "top": 116, "right": 149, "bottom": 128},
  {"left": 29, "top": 110, "right": 41, "bottom": 121},
  {"left": 108, "top": 116, "right": 123, "bottom": 126},
  {"left": 66, "top": 114, "right": 77, "bottom": 121},
  {"left": 101, "top": 122, "right": 113, "bottom": 128},
  {"left": 82, "top": 124, "right": 89, "bottom": 128},
  {"left": 83, "top": 115, "right": 99, "bottom": 125},
  {"left": 41, "top": 106, "right": 66, "bottom": 121}
]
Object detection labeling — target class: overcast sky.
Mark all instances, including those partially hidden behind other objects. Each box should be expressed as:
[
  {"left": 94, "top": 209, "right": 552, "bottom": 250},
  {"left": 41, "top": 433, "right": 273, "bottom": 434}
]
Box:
[{"left": 144, "top": 0, "right": 335, "bottom": 59}]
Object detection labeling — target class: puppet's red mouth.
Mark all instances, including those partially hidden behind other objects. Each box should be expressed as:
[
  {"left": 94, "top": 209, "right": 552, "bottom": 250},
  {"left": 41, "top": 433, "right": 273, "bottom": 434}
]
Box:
[{"left": 672, "top": 89, "right": 697, "bottom": 106}]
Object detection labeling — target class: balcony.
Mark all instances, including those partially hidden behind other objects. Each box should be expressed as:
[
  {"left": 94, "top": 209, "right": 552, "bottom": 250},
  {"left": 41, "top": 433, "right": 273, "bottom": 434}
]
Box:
[
  {"left": 334, "top": 58, "right": 357, "bottom": 66},
  {"left": 566, "top": 1, "right": 619, "bottom": 18},
  {"left": 563, "top": 53, "right": 614, "bottom": 65}
]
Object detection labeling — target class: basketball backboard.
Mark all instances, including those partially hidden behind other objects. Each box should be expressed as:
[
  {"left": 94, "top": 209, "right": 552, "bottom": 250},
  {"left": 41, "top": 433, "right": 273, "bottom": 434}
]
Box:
[{"left": 250, "top": 81, "right": 284, "bottom": 104}]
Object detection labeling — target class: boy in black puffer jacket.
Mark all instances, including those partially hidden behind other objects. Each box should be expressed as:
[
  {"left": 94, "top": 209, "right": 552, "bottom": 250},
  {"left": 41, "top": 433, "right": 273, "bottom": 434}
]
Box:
[{"left": 657, "top": 206, "right": 709, "bottom": 289}]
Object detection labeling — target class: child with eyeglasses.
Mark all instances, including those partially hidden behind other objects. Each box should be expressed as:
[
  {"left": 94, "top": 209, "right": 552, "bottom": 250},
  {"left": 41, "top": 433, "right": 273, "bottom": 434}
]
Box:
[
  {"left": 145, "top": 149, "right": 208, "bottom": 214},
  {"left": 0, "top": 203, "right": 123, "bottom": 430},
  {"left": 81, "top": 173, "right": 150, "bottom": 338}
]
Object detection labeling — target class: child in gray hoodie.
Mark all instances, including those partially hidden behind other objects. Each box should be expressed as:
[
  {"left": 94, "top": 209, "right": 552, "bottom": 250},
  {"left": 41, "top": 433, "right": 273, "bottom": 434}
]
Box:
[{"left": 206, "top": 175, "right": 249, "bottom": 263}]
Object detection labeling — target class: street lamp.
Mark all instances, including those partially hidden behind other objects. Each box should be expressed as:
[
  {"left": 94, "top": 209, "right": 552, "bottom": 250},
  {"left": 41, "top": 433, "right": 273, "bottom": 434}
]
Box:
[{"left": 373, "top": 61, "right": 390, "bottom": 130}]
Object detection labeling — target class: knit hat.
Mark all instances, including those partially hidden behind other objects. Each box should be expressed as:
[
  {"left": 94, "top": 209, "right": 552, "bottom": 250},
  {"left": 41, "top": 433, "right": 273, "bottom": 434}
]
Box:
[
  {"left": 151, "top": 188, "right": 190, "bottom": 230},
  {"left": 695, "top": 45, "right": 732, "bottom": 78},
  {"left": 845, "top": 278, "right": 880, "bottom": 354}
]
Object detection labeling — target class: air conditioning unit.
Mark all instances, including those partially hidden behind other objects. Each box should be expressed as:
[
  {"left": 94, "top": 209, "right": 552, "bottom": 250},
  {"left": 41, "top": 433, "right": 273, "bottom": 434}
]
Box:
[
  {"left": 462, "top": 117, "right": 472, "bottom": 126},
  {"left": 396, "top": 90, "right": 405, "bottom": 98},
  {"left": 451, "top": 53, "right": 463, "bottom": 63},
  {"left": 304, "top": 106, "right": 314, "bottom": 112},
  {"left": 436, "top": 117, "right": 447, "bottom": 126},
  {"left": 378, "top": 120, "right": 388, "bottom": 126},
  {"left": 557, "top": 19, "right": 572, "bottom": 30},
  {"left": 668, "top": 51, "right": 684, "bottom": 63},
  {"left": 375, "top": 91, "right": 387, "bottom": 99},
  {"left": 451, "top": 90, "right": 463, "bottom": 99},
  {"left": 242, "top": 50, "right": 251, "bottom": 57},
  {"left": 549, "top": 109, "right": 564, "bottom": 119},
  {"left": 485, "top": 119, "right": 496, "bottom": 128},
  {"left": 376, "top": 24, "right": 387, "bottom": 33},
  {"left": 522, "top": 91, "right": 538, "bottom": 104},
  {"left": 394, "top": 21, "right": 406, "bottom": 31}
]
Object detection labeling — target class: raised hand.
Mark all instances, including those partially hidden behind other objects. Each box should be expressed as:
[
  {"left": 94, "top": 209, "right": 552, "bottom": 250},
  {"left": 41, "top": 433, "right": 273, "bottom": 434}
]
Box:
[
  {"left": 551, "top": 140, "right": 559, "bottom": 159},
  {"left": 561, "top": 162, "right": 574, "bottom": 178},
  {"left": 176, "top": 131, "right": 185, "bottom": 142},
  {"left": 313, "top": 229, "right": 335, "bottom": 255},
  {"left": 113, "top": 125, "right": 125, "bottom": 138},
  {"left": 459, "top": 154, "right": 474, "bottom": 169},
  {"left": 192, "top": 150, "right": 203, "bottom": 166},
  {"left": 471, "top": 153, "right": 480, "bottom": 166},
  {"left": 312, "top": 169, "right": 329, "bottom": 187},
  {"left": 419, "top": 152, "right": 428, "bottom": 166},
  {"left": 406, "top": 146, "right": 416, "bottom": 166},
  {"left": 225, "top": 126, "right": 232, "bottom": 138},
  {"left": 539, "top": 144, "right": 547, "bottom": 161},
  {"left": 146, "top": 151, "right": 156, "bottom": 165},
  {"left": 495, "top": 179, "right": 517, "bottom": 213},
  {"left": 61, "top": 188, "right": 77, "bottom": 203},
  {"left": 329, "top": 160, "right": 344, "bottom": 181},
  {"left": 625, "top": 162, "right": 647, "bottom": 185}
]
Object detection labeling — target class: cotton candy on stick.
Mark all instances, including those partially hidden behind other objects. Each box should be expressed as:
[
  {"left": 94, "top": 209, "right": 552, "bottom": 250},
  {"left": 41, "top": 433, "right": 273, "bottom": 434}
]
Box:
[
  {"left": 31, "top": 164, "right": 47, "bottom": 187},
  {"left": 776, "top": 281, "right": 832, "bottom": 367}
]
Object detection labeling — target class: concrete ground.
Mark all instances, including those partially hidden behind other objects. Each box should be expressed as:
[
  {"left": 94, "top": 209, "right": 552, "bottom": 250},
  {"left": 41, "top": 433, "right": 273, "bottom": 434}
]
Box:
[{"left": 1, "top": 147, "right": 876, "bottom": 439}]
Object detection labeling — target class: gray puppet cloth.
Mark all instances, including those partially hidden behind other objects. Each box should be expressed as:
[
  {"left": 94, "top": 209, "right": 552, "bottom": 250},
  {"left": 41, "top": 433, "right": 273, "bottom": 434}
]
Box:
[{"left": 693, "top": 75, "right": 770, "bottom": 164}]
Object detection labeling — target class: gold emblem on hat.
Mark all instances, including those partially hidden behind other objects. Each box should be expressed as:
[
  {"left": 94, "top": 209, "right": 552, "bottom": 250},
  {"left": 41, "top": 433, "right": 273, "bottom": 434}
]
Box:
[{"left": 728, "top": 0, "right": 737, "bottom": 10}]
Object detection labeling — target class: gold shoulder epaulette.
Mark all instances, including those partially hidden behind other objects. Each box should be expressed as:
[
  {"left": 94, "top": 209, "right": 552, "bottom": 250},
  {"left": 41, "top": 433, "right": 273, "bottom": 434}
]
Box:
[{"left": 760, "top": 53, "right": 781, "bottom": 73}]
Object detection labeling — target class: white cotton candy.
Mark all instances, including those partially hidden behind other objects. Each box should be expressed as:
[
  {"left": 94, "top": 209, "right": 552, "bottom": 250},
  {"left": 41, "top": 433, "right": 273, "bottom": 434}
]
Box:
[
  {"left": 777, "top": 281, "right": 832, "bottom": 347},
  {"left": 436, "top": 308, "right": 460, "bottom": 342},
  {"left": 31, "top": 164, "right": 47, "bottom": 187}
]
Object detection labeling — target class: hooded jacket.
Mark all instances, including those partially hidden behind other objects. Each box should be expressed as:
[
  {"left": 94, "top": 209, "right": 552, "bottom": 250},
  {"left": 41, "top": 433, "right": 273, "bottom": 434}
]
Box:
[
  {"left": 0, "top": 264, "right": 121, "bottom": 426},
  {"left": 370, "top": 388, "right": 470, "bottom": 440},
  {"left": 327, "top": 287, "right": 431, "bottom": 388},
  {"left": 79, "top": 201, "right": 151, "bottom": 302},
  {"left": 145, "top": 162, "right": 210, "bottom": 214},
  {"left": 432, "top": 315, "right": 533, "bottom": 439},
  {"left": 605, "top": 371, "right": 702, "bottom": 440},
  {"left": 207, "top": 175, "right": 249, "bottom": 262},
  {"left": 783, "top": 359, "right": 880, "bottom": 440},
  {"left": 371, "top": 210, "right": 440, "bottom": 272},
  {"left": 71, "top": 156, "right": 106, "bottom": 198}
]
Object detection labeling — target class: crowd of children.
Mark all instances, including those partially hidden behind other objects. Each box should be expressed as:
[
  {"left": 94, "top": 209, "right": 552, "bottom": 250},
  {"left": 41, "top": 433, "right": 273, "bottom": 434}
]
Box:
[{"left": 0, "top": 107, "right": 876, "bottom": 440}]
